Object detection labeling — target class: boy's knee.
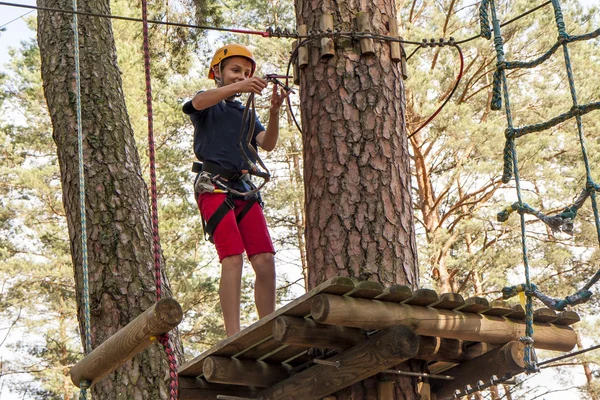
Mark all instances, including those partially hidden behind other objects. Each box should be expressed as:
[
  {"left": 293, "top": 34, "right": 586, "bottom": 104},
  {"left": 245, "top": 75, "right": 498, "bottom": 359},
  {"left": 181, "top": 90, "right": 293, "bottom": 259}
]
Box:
[
  {"left": 249, "top": 252, "right": 274, "bottom": 266},
  {"left": 250, "top": 253, "right": 275, "bottom": 276}
]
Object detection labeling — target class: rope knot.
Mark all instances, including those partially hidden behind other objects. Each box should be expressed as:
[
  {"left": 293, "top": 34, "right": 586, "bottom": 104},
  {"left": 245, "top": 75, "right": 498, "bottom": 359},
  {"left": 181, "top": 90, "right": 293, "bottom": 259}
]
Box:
[{"left": 519, "top": 336, "right": 534, "bottom": 345}]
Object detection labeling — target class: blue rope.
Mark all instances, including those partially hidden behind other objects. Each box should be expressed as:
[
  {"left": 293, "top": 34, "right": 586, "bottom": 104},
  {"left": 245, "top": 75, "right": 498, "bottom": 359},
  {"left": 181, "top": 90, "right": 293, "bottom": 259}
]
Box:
[
  {"left": 486, "top": 0, "right": 600, "bottom": 373},
  {"left": 72, "top": 0, "right": 92, "bottom": 397},
  {"left": 487, "top": 0, "right": 539, "bottom": 373}
]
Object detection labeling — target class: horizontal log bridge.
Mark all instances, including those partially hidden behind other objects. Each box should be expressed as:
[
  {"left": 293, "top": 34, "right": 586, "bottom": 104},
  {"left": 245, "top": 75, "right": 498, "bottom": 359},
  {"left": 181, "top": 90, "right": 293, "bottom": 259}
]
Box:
[
  {"left": 70, "top": 298, "right": 183, "bottom": 387},
  {"left": 311, "top": 294, "right": 576, "bottom": 352},
  {"left": 432, "top": 341, "right": 525, "bottom": 400},
  {"left": 257, "top": 325, "right": 419, "bottom": 400},
  {"left": 203, "top": 356, "right": 289, "bottom": 387}
]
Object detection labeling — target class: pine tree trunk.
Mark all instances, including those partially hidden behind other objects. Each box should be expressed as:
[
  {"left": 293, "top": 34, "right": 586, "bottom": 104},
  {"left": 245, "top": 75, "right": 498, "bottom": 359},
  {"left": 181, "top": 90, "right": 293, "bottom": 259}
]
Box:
[
  {"left": 37, "top": 0, "right": 181, "bottom": 398},
  {"left": 295, "top": 0, "right": 420, "bottom": 398}
]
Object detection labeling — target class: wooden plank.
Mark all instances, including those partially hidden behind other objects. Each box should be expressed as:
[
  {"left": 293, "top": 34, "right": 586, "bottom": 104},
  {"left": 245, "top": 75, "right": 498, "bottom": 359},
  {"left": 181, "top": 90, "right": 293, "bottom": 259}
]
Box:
[
  {"left": 429, "top": 293, "right": 465, "bottom": 310},
  {"left": 552, "top": 310, "right": 580, "bottom": 326},
  {"left": 432, "top": 341, "right": 525, "bottom": 400},
  {"left": 356, "top": 12, "right": 375, "bottom": 55},
  {"left": 203, "top": 356, "right": 289, "bottom": 387},
  {"left": 179, "top": 377, "right": 258, "bottom": 400},
  {"left": 378, "top": 380, "right": 395, "bottom": 400},
  {"left": 417, "top": 336, "right": 463, "bottom": 362},
  {"left": 311, "top": 294, "right": 577, "bottom": 351},
  {"left": 402, "top": 288, "right": 439, "bottom": 307},
  {"left": 258, "top": 344, "right": 308, "bottom": 364},
  {"left": 504, "top": 304, "right": 526, "bottom": 320},
  {"left": 482, "top": 300, "right": 513, "bottom": 317},
  {"left": 345, "top": 280, "right": 384, "bottom": 299},
  {"left": 375, "top": 284, "right": 413, "bottom": 302},
  {"left": 71, "top": 298, "right": 182, "bottom": 387},
  {"left": 454, "top": 297, "right": 490, "bottom": 314},
  {"left": 533, "top": 308, "right": 558, "bottom": 323},
  {"left": 256, "top": 326, "right": 419, "bottom": 400},
  {"left": 178, "top": 276, "right": 355, "bottom": 377},
  {"left": 273, "top": 316, "right": 365, "bottom": 350}
]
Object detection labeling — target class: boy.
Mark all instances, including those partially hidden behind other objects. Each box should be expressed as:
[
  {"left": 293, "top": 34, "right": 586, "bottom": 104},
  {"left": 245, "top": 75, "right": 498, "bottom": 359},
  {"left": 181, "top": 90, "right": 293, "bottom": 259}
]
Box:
[{"left": 183, "top": 43, "right": 289, "bottom": 337}]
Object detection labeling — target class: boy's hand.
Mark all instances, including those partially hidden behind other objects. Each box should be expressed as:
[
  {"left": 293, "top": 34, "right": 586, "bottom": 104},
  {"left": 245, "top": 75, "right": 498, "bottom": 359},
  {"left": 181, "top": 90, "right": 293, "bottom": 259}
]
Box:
[
  {"left": 269, "top": 84, "right": 291, "bottom": 114},
  {"left": 232, "top": 77, "right": 268, "bottom": 95}
]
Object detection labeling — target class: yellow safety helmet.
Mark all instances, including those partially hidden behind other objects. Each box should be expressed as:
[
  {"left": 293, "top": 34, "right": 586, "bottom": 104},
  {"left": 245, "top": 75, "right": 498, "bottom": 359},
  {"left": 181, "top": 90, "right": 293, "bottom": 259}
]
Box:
[{"left": 208, "top": 44, "right": 256, "bottom": 79}]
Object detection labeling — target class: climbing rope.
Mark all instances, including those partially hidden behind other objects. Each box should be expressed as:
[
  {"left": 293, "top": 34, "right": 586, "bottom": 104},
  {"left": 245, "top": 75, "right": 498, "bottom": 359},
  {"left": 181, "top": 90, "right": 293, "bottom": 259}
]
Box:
[
  {"left": 141, "top": 0, "right": 179, "bottom": 398},
  {"left": 482, "top": 0, "right": 600, "bottom": 372},
  {"left": 69, "top": 1, "right": 92, "bottom": 398}
]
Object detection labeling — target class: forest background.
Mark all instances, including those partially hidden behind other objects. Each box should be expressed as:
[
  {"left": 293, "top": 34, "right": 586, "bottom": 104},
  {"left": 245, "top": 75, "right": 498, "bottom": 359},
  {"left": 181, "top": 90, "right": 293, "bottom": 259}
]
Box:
[{"left": 0, "top": 0, "right": 598, "bottom": 398}]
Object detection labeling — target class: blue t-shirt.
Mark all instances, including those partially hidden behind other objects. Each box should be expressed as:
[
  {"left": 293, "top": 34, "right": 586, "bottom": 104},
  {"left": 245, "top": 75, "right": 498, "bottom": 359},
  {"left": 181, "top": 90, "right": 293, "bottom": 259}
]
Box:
[{"left": 183, "top": 97, "right": 266, "bottom": 172}]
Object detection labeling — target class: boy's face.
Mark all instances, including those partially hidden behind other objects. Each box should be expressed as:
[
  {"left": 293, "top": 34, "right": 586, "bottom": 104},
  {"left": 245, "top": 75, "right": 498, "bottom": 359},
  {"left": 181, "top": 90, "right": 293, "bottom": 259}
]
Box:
[{"left": 214, "top": 56, "right": 254, "bottom": 86}]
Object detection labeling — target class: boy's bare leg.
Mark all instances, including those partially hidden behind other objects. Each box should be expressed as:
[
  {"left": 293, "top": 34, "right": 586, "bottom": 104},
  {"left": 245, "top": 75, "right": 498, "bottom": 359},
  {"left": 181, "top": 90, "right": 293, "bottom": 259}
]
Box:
[
  {"left": 249, "top": 252, "right": 276, "bottom": 318},
  {"left": 219, "top": 254, "right": 243, "bottom": 337}
]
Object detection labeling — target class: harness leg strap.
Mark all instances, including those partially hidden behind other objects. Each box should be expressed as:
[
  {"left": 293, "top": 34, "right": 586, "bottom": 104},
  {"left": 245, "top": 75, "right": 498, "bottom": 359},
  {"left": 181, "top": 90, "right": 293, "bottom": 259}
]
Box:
[{"left": 203, "top": 196, "right": 235, "bottom": 244}]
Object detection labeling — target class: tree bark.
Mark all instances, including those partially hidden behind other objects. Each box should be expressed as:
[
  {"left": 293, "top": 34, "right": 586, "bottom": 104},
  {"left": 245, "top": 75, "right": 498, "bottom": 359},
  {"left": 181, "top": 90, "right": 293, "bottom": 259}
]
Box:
[
  {"left": 295, "top": 0, "right": 419, "bottom": 398},
  {"left": 37, "top": 0, "right": 181, "bottom": 398}
]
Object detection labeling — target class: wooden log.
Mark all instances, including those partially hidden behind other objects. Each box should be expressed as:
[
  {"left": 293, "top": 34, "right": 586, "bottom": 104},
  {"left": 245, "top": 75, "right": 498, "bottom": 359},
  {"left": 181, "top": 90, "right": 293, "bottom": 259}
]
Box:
[
  {"left": 429, "top": 293, "right": 465, "bottom": 310},
  {"left": 533, "top": 308, "right": 557, "bottom": 323},
  {"left": 418, "top": 381, "right": 432, "bottom": 400},
  {"left": 257, "top": 325, "right": 419, "bottom": 400},
  {"left": 319, "top": 14, "right": 335, "bottom": 58},
  {"left": 375, "top": 284, "right": 413, "bottom": 302},
  {"left": 356, "top": 12, "right": 375, "bottom": 55},
  {"left": 297, "top": 25, "right": 309, "bottom": 68},
  {"left": 432, "top": 341, "right": 525, "bottom": 400},
  {"left": 402, "top": 288, "right": 439, "bottom": 306},
  {"left": 417, "top": 336, "right": 463, "bottom": 362},
  {"left": 273, "top": 316, "right": 366, "bottom": 350},
  {"left": 179, "top": 377, "right": 258, "bottom": 400},
  {"left": 504, "top": 304, "right": 525, "bottom": 319},
  {"left": 70, "top": 298, "right": 182, "bottom": 388},
  {"left": 378, "top": 380, "right": 395, "bottom": 400},
  {"left": 388, "top": 18, "right": 401, "bottom": 62},
  {"left": 399, "top": 36, "right": 408, "bottom": 80},
  {"left": 482, "top": 300, "right": 513, "bottom": 317},
  {"left": 203, "top": 356, "right": 289, "bottom": 387},
  {"left": 311, "top": 294, "right": 577, "bottom": 351},
  {"left": 346, "top": 280, "right": 384, "bottom": 298},
  {"left": 454, "top": 296, "right": 490, "bottom": 313},
  {"left": 552, "top": 310, "right": 580, "bottom": 326},
  {"left": 292, "top": 41, "right": 300, "bottom": 85},
  {"left": 274, "top": 319, "right": 494, "bottom": 365}
]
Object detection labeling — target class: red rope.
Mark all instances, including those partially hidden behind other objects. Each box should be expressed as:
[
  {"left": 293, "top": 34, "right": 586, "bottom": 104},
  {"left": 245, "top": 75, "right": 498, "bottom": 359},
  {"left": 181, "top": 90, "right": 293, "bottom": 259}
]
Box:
[{"left": 141, "top": 1, "right": 178, "bottom": 399}]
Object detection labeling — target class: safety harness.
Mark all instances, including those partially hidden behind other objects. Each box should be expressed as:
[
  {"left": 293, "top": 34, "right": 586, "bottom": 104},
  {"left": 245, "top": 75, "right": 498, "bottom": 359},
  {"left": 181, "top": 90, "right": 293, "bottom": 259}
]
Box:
[{"left": 193, "top": 160, "right": 261, "bottom": 243}]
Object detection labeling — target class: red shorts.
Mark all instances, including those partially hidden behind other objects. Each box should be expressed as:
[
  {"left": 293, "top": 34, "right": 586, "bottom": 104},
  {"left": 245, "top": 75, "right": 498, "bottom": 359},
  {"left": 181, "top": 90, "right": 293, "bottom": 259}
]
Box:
[{"left": 198, "top": 192, "right": 275, "bottom": 262}]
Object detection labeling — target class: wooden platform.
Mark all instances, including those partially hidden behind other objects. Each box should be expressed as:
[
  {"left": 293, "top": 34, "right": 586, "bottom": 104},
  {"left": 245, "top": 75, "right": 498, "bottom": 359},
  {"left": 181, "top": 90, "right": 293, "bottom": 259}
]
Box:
[{"left": 178, "top": 277, "right": 580, "bottom": 400}]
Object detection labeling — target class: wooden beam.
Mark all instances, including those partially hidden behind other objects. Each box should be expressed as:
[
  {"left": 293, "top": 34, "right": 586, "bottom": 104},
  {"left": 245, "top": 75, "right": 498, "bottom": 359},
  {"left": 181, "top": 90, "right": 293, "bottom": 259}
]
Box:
[
  {"left": 297, "top": 25, "right": 309, "bottom": 68},
  {"left": 311, "top": 294, "right": 577, "bottom": 351},
  {"left": 257, "top": 325, "right": 419, "bottom": 400},
  {"left": 378, "top": 380, "right": 395, "bottom": 400},
  {"left": 319, "top": 14, "right": 335, "bottom": 58},
  {"left": 273, "top": 318, "right": 497, "bottom": 365},
  {"left": 273, "top": 316, "right": 366, "bottom": 350},
  {"left": 356, "top": 12, "right": 375, "bottom": 55},
  {"left": 203, "top": 356, "right": 289, "bottom": 387},
  {"left": 70, "top": 298, "right": 182, "bottom": 387},
  {"left": 388, "top": 18, "right": 401, "bottom": 62},
  {"left": 179, "top": 377, "right": 258, "bottom": 400},
  {"left": 432, "top": 341, "right": 525, "bottom": 400}
]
